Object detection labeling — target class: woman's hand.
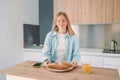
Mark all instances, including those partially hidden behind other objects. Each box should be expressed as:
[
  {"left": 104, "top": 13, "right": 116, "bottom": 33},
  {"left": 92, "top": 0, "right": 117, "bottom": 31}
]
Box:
[
  {"left": 71, "top": 60, "right": 77, "bottom": 67},
  {"left": 41, "top": 59, "right": 50, "bottom": 68}
]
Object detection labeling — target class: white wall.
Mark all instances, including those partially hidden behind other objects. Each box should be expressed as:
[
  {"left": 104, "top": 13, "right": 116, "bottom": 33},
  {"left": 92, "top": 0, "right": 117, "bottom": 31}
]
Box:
[{"left": 0, "top": 0, "right": 39, "bottom": 80}]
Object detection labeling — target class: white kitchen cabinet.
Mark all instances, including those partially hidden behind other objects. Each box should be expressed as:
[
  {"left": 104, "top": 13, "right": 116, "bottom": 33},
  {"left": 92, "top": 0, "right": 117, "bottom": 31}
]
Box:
[
  {"left": 118, "top": 67, "right": 120, "bottom": 76},
  {"left": 103, "top": 57, "right": 120, "bottom": 68},
  {"left": 7, "top": 75, "right": 35, "bottom": 80},
  {"left": 103, "top": 56, "right": 120, "bottom": 76},
  {"left": 81, "top": 54, "right": 103, "bottom": 68},
  {"left": 23, "top": 50, "right": 43, "bottom": 62},
  {"left": 81, "top": 53, "right": 120, "bottom": 76}
]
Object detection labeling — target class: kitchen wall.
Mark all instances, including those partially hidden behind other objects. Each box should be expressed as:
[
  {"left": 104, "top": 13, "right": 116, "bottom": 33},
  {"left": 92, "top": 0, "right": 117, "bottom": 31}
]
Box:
[
  {"left": 0, "top": 0, "right": 39, "bottom": 80},
  {"left": 72, "top": 23, "right": 120, "bottom": 49},
  {"left": 24, "top": 23, "right": 120, "bottom": 49},
  {"left": 104, "top": 24, "right": 120, "bottom": 49}
]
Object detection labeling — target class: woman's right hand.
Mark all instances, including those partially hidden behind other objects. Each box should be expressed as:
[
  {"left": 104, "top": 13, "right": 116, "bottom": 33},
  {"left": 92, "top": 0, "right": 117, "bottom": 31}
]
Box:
[{"left": 41, "top": 59, "right": 50, "bottom": 68}]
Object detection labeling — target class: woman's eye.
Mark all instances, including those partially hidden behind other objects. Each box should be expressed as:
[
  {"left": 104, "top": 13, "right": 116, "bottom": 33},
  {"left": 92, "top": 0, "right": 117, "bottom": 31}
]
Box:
[
  {"left": 57, "top": 20, "right": 66, "bottom": 23},
  {"left": 57, "top": 21, "right": 60, "bottom": 23},
  {"left": 61, "top": 20, "right": 66, "bottom": 22},
  {"left": 63, "top": 20, "right": 65, "bottom": 22}
]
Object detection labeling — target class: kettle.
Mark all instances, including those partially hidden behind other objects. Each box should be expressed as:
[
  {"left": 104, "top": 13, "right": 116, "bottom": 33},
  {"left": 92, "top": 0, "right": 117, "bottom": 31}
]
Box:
[{"left": 110, "top": 40, "right": 117, "bottom": 51}]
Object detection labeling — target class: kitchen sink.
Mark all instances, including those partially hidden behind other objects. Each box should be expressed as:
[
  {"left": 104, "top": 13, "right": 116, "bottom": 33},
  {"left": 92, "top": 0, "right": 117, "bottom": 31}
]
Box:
[{"left": 103, "top": 49, "right": 120, "bottom": 54}]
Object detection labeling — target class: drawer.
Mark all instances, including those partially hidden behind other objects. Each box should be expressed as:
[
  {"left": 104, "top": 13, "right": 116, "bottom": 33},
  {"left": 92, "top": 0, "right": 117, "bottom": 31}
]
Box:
[{"left": 103, "top": 57, "right": 120, "bottom": 66}]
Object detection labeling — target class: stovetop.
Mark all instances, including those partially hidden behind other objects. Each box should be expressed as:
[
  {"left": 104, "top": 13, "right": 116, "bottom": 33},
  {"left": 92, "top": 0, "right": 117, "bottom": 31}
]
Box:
[{"left": 103, "top": 49, "right": 120, "bottom": 54}]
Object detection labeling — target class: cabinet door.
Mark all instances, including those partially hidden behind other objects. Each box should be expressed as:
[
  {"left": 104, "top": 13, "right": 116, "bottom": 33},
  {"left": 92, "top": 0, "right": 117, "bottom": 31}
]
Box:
[
  {"left": 54, "top": 0, "right": 120, "bottom": 24},
  {"left": 105, "top": 0, "right": 114, "bottom": 22},
  {"left": 113, "top": 0, "right": 120, "bottom": 22},
  {"left": 103, "top": 57, "right": 120, "bottom": 69},
  {"left": 81, "top": 55, "right": 103, "bottom": 67},
  {"left": 54, "top": 0, "right": 66, "bottom": 16},
  {"left": 103, "top": 56, "right": 120, "bottom": 76},
  {"left": 54, "top": 0, "right": 77, "bottom": 24},
  {"left": 78, "top": 0, "right": 106, "bottom": 24}
]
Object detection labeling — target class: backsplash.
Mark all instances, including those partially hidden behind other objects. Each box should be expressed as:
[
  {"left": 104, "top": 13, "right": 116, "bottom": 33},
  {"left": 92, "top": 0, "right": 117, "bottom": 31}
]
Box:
[
  {"left": 24, "top": 23, "right": 120, "bottom": 49},
  {"left": 71, "top": 24, "right": 120, "bottom": 49}
]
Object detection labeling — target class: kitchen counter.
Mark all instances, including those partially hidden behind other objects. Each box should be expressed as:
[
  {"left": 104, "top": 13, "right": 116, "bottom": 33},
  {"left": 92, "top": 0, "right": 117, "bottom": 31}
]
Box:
[
  {"left": 24, "top": 48, "right": 103, "bottom": 52},
  {"left": 80, "top": 48, "right": 120, "bottom": 57},
  {"left": 24, "top": 48, "right": 120, "bottom": 57},
  {"left": 0, "top": 61, "right": 120, "bottom": 80},
  {"left": 24, "top": 48, "right": 42, "bottom": 52}
]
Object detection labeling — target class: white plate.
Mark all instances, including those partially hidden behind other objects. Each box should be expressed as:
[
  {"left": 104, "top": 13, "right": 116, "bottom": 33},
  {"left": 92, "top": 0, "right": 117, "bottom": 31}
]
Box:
[{"left": 46, "top": 66, "right": 74, "bottom": 72}]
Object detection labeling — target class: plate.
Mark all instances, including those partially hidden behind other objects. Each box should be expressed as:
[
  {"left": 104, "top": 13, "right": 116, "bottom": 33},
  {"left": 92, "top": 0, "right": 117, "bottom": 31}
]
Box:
[{"left": 46, "top": 66, "right": 74, "bottom": 72}]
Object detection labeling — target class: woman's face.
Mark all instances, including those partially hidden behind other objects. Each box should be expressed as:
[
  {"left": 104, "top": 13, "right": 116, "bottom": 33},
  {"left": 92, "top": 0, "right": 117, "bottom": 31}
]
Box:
[{"left": 56, "top": 15, "right": 67, "bottom": 33}]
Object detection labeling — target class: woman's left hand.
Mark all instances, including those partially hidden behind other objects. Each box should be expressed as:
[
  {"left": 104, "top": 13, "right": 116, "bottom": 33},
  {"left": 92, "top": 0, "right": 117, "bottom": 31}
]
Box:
[{"left": 71, "top": 61, "right": 77, "bottom": 67}]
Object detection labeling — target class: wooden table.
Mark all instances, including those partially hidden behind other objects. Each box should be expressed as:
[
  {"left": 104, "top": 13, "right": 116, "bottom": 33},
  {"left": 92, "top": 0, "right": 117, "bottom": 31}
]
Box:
[{"left": 0, "top": 61, "right": 120, "bottom": 80}]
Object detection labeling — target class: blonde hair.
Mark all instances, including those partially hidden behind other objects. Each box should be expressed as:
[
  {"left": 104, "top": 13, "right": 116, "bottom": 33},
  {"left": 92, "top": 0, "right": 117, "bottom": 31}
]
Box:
[{"left": 52, "top": 12, "right": 75, "bottom": 36}]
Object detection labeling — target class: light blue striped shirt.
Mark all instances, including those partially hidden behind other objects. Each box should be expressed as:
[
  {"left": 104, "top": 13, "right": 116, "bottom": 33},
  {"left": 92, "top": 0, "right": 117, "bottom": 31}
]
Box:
[{"left": 41, "top": 31, "right": 81, "bottom": 64}]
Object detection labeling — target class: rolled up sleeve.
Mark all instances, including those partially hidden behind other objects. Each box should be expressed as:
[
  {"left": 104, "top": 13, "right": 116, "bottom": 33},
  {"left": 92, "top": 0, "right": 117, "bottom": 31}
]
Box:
[
  {"left": 41, "top": 32, "right": 52, "bottom": 62},
  {"left": 72, "top": 35, "right": 81, "bottom": 64}
]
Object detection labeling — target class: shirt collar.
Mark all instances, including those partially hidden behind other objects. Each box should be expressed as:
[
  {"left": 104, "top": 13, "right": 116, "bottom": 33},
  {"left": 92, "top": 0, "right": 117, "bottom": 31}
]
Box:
[{"left": 52, "top": 31, "right": 70, "bottom": 38}]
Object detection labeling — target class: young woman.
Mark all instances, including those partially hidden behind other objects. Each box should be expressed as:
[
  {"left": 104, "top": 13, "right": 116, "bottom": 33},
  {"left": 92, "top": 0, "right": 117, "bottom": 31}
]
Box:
[{"left": 42, "top": 12, "right": 80, "bottom": 67}]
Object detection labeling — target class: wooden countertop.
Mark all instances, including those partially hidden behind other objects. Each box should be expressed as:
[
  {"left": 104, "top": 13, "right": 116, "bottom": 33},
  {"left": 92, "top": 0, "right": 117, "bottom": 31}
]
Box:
[{"left": 0, "top": 61, "right": 120, "bottom": 80}]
